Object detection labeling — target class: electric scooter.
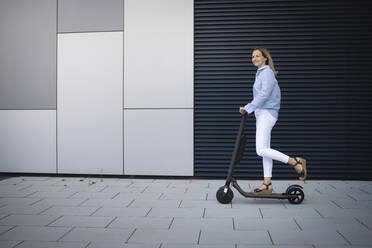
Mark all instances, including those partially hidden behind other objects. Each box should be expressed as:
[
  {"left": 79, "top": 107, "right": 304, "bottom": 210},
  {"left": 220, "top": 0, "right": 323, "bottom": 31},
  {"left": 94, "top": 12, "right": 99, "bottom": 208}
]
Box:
[{"left": 216, "top": 113, "right": 305, "bottom": 204}]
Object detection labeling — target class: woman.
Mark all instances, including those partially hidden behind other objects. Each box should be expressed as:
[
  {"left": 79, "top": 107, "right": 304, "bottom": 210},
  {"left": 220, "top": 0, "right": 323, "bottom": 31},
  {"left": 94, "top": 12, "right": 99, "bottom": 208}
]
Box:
[{"left": 239, "top": 47, "right": 307, "bottom": 195}]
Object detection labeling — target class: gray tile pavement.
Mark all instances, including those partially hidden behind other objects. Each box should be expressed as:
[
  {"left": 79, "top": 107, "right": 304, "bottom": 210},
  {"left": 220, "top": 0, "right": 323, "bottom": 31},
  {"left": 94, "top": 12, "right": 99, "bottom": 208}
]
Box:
[
  {"left": 128, "top": 199, "right": 181, "bottom": 208},
  {"left": 0, "top": 226, "right": 14, "bottom": 236},
  {"left": 0, "top": 241, "right": 22, "bottom": 248},
  {"left": 0, "top": 205, "right": 51, "bottom": 215},
  {"left": 0, "top": 197, "right": 44, "bottom": 206},
  {"left": 199, "top": 229, "right": 271, "bottom": 245},
  {"left": 161, "top": 245, "right": 235, "bottom": 248},
  {"left": 171, "top": 217, "right": 233, "bottom": 231},
  {"left": 107, "top": 217, "right": 172, "bottom": 229},
  {"left": 92, "top": 207, "right": 150, "bottom": 217},
  {"left": 0, "top": 176, "right": 371, "bottom": 247},
  {"left": 147, "top": 207, "right": 204, "bottom": 218},
  {"left": 0, "top": 226, "right": 71, "bottom": 241},
  {"left": 14, "top": 241, "right": 88, "bottom": 248},
  {"left": 40, "top": 206, "right": 100, "bottom": 216},
  {"left": 234, "top": 218, "right": 299, "bottom": 231},
  {"left": 129, "top": 228, "right": 199, "bottom": 244},
  {"left": 59, "top": 227, "right": 133, "bottom": 242},
  {"left": 48, "top": 216, "right": 115, "bottom": 228},
  {"left": 88, "top": 242, "right": 159, "bottom": 248},
  {"left": 0, "top": 214, "right": 60, "bottom": 226},
  {"left": 268, "top": 230, "right": 348, "bottom": 246},
  {"left": 31, "top": 198, "right": 87, "bottom": 207},
  {"left": 79, "top": 198, "right": 134, "bottom": 208}
]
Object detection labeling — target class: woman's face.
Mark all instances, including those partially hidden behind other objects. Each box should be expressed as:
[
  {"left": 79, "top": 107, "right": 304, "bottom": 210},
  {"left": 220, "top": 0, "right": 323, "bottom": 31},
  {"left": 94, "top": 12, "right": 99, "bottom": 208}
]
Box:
[{"left": 252, "top": 50, "right": 267, "bottom": 69}]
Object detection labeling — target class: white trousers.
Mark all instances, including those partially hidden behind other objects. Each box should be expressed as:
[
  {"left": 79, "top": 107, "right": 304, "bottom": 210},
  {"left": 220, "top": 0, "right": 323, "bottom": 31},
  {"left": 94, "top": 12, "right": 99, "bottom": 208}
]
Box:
[{"left": 255, "top": 109, "right": 289, "bottom": 178}]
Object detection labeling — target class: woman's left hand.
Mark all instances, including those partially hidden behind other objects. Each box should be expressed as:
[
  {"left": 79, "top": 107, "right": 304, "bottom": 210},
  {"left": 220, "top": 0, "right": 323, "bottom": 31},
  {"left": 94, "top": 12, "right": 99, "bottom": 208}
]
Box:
[{"left": 239, "top": 107, "right": 247, "bottom": 114}]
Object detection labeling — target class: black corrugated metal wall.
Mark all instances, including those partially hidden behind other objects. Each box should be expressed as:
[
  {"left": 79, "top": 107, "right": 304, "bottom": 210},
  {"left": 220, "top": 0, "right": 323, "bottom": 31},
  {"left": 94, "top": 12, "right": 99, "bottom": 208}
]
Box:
[{"left": 194, "top": 0, "right": 372, "bottom": 179}]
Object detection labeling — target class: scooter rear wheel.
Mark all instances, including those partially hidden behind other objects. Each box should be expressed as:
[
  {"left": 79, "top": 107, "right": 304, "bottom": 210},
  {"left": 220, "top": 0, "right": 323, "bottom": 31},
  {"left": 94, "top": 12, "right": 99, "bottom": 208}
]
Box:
[
  {"left": 287, "top": 187, "right": 304, "bottom": 204},
  {"left": 216, "top": 186, "right": 234, "bottom": 204}
]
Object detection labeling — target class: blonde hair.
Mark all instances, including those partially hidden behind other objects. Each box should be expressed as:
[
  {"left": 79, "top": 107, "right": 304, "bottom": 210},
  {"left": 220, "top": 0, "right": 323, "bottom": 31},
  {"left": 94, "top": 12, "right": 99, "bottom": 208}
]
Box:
[{"left": 253, "top": 47, "right": 278, "bottom": 76}]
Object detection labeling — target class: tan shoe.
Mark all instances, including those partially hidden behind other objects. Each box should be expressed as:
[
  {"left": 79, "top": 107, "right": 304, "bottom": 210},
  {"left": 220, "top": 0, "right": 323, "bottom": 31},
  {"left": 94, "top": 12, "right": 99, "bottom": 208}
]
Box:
[
  {"left": 294, "top": 157, "right": 307, "bottom": 181},
  {"left": 251, "top": 183, "right": 273, "bottom": 195}
]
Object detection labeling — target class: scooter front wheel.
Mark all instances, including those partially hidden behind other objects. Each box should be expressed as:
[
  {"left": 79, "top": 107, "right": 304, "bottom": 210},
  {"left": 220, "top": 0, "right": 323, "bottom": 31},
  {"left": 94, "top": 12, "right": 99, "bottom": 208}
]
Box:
[{"left": 216, "top": 186, "right": 234, "bottom": 204}]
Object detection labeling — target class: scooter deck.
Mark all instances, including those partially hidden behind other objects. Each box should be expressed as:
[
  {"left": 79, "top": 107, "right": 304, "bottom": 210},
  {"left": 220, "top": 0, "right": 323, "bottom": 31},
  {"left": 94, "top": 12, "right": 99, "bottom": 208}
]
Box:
[
  {"left": 243, "top": 192, "right": 289, "bottom": 199},
  {"left": 232, "top": 181, "right": 296, "bottom": 199}
]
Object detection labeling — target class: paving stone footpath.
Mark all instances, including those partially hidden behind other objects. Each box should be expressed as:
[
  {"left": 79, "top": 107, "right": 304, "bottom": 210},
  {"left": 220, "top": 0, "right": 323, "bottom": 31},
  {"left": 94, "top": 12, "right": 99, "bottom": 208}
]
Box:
[{"left": 0, "top": 176, "right": 371, "bottom": 247}]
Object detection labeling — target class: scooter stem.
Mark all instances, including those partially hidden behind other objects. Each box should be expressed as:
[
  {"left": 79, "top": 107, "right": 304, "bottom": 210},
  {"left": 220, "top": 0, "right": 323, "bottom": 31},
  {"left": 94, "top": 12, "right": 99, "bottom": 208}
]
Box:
[{"left": 225, "top": 113, "right": 247, "bottom": 186}]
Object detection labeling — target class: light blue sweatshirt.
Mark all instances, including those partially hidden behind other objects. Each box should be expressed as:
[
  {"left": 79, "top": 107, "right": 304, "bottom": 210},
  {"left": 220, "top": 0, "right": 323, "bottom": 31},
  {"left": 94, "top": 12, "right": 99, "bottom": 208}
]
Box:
[{"left": 244, "top": 65, "right": 281, "bottom": 119}]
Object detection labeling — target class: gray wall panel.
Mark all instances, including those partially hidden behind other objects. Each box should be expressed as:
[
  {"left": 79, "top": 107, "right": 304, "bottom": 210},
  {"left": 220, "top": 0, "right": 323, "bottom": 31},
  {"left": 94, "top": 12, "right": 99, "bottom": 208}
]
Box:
[
  {"left": 58, "top": 0, "right": 124, "bottom": 33},
  {"left": 0, "top": 0, "right": 57, "bottom": 109}
]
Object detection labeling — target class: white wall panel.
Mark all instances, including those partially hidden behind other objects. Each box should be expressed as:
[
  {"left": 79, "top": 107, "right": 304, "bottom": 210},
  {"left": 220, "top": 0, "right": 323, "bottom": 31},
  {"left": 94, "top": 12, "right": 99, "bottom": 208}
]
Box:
[
  {"left": 58, "top": 32, "right": 123, "bottom": 174},
  {"left": 0, "top": 110, "right": 56, "bottom": 173},
  {"left": 124, "top": 0, "right": 193, "bottom": 108},
  {"left": 124, "top": 109, "right": 193, "bottom": 176}
]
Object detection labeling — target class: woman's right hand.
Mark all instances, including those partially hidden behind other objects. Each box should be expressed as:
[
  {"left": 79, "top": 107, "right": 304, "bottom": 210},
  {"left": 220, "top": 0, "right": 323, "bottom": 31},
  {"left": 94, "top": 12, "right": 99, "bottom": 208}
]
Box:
[{"left": 239, "top": 107, "right": 247, "bottom": 115}]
